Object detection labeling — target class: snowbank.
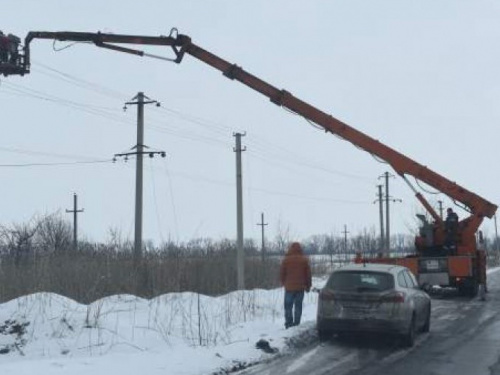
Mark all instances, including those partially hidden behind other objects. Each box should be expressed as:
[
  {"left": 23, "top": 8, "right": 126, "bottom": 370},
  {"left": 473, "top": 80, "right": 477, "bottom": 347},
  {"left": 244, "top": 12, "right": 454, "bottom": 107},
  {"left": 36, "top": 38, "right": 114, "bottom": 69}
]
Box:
[{"left": 0, "top": 277, "right": 327, "bottom": 375}]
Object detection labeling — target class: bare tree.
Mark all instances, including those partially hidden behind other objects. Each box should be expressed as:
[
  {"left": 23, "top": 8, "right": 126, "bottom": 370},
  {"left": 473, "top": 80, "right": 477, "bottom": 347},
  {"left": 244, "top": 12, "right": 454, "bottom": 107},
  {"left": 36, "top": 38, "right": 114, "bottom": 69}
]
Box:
[
  {"left": 274, "top": 220, "right": 291, "bottom": 255},
  {"left": 36, "top": 212, "right": 72, "bottom": 253},
  {"left": 304, "top": 234, "right": 325, "bottom": 255},
  {"left": 0, "top": 218, "right": 40, "bottom": 266}
]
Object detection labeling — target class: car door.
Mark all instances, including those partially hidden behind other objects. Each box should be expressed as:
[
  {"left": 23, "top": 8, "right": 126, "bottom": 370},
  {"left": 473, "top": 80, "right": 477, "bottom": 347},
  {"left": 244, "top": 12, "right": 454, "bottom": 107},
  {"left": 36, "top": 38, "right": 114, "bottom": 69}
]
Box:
[
  {"left": 396, "top": 270, "right": 414, "bottom": 319},
  {"left": 403, "top": 269, "right": 426, "bottom": 326}
]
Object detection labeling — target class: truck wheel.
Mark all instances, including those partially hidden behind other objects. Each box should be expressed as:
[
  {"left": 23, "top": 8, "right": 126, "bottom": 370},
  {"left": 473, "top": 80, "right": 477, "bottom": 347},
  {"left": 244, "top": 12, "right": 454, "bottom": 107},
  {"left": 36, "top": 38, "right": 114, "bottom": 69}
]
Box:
[
  {"left": 468, "top": 280, "right": 478, "bottom": 298},
  {"left": 458, "top": 280, "right": 478, "bottom": 298},
  {"left": 479, "top": 284, "right": 486, "bottom": 301},
  {"left": 457, "top": 283, "right": 466, "bottom": 296}
]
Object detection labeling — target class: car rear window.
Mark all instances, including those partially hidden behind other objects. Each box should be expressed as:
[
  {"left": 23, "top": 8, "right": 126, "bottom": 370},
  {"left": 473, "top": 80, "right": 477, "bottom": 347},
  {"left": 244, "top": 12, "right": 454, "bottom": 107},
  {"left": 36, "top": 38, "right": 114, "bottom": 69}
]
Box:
[{"left": 327, "top": 271, "right": 395, "bottom": 292}]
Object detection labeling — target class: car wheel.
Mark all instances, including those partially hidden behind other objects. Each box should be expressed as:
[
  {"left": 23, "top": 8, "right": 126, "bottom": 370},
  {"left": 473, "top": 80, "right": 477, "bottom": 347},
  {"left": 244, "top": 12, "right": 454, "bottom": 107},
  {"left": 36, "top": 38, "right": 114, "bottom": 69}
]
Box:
[
  {"left": 421, "top": 305, "right": 430, "bottom": 333},
  {"left": 318, "top": 329, "right": 332, "bottom": 342},
  {"left": 334, "top": 332, "right": 345, "bottom": 340},
  {"left": 402, "top": 315, "right": 416, "bottom": 348}
]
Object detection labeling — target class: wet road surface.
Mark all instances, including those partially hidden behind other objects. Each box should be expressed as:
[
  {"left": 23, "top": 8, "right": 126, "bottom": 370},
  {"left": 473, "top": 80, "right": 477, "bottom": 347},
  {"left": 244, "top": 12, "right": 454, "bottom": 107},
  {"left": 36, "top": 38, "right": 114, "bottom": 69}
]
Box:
[{"left": 239, "top": 269, "right": 500, "bottom": 375}]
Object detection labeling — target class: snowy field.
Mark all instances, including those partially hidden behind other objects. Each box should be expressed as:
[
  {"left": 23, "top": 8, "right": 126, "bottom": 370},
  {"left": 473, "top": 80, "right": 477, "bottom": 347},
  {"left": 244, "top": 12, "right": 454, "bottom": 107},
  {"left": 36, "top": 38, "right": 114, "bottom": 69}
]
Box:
[
  {"left": 0, "top": 277, "right": 327, "bottom": 375},
  {"left": 2, "top": 268, "right": 499, "bottom": 375}
]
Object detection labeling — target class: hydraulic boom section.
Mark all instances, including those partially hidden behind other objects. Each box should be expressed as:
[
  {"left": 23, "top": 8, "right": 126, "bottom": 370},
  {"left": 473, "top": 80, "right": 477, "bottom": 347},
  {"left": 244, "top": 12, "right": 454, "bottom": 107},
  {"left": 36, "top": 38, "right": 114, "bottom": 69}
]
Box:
[
  {"left": 1, "top": 28, "right": 497, "bottom": 295},
  {"left": 0, "top": 29, "right": 191, "bottom": 76},
  {"left": 2, "top": 29, "right": 496, "bottom": 219}
]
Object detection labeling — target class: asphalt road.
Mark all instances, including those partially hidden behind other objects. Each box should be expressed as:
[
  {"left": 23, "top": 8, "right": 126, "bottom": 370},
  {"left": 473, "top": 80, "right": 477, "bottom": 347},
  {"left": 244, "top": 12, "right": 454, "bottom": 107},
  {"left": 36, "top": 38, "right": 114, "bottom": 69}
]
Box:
[{"left": 239, "top": 268, "right": 500, "bottom": 375}]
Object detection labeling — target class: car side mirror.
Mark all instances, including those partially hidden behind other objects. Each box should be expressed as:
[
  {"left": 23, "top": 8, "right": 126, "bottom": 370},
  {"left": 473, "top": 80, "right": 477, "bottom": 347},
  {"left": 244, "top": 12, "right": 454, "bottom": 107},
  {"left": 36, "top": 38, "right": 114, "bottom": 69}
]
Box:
[{"left": 419, "top": 283, "right": 431, "bottom": 293}]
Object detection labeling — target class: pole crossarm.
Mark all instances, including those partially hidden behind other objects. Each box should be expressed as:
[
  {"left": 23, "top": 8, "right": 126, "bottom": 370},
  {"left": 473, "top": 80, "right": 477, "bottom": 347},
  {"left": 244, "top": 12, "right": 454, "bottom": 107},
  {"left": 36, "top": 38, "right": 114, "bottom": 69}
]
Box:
[{"left": 113, "top": 150, "right": 166, "bottom": 162}]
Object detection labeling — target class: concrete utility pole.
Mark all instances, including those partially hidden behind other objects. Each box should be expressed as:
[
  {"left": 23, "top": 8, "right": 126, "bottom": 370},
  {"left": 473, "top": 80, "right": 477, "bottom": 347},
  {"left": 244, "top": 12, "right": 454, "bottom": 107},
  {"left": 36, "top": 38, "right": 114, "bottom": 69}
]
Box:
[
  {"left": 495, "top": 214, "right": 499, "bottom": 262},
  {"left": 379, "top": 172, "right": 400, "bottom": 252},
  {"left": 114, "top": 92, "right": 164, "bottom": 266},
  {"left": 375, "top": 184, "right": 385, "bottom": 253},
  {"left": 65, "top": 193, "right": 84, "bottom": 251},
  {"left": 233, "top": 132, "right": 246, "bottom": 289},
  {"left": 384, "top": 172, "right": 392, "bottom": 251},
  {"left": 342, "top": 224, "right": 350, "bottom": 263},
  {"left": 257, "top": 212, "right": 268, "bottom": 262},
  {"left": 438, "top": 200, "right": 444, "bottom": 220}
]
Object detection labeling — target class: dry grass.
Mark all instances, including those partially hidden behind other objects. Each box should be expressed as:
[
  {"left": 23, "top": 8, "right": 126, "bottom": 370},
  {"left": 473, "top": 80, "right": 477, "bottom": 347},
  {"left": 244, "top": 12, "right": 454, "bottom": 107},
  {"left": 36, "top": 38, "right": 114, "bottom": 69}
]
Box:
[{"left": 0, "top": 248, "right": 283, "bottom": 304}]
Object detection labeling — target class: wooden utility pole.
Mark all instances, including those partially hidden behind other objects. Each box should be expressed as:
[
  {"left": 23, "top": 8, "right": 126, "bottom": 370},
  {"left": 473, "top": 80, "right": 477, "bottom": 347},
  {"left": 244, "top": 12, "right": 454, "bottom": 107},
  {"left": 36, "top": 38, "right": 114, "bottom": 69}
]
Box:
[
  {"left": 233, "top": 132, "right": 246, "bottom": 289},
  {"left": 257, "top": 212, "right": 268, "bottom": 262},
  {"left": 66, "top": 193, "right": 84, "bottom": 251}
]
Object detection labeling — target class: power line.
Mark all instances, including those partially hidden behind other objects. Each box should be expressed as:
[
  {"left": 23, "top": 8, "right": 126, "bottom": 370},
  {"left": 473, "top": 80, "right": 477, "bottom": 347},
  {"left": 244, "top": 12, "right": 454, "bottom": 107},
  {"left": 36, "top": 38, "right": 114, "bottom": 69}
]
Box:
[
  {"left": 128, "top": 157, "right": 373, "bottom": 205},
  {"left": 32, "top": 60, "right": 126, "bottom": 99},
  {"left": 246, "top": 135, "right": 372, "bottom": 182},
  {"left": 162, "top": 159, "right": 180, "bottom": 243},
  {"left": 5, "top": 61, "right": 380, "bottom": 201},
  {"left": 249, "top": 185, "right": 369, "bottom": 204},
  {"left": 246, "top": 149, "right": 371, "bottom": 186},
  {"left": 149, "top": 159, "right": 165, "bottom": 244},
  {"left": 26, "top": 61, "right": 376, "bottom": 184},
  {"left": 1, "top": 82, "right": 134, "bottom": 128},
  {"left": 1, "top": 81, "right": 120, "bottom": 112},
  {"left": 0, "top": 145, "right": 108, "bottom": 161},
  {"left": 0, "top": 159, "right": 112, "bottom": 167}
]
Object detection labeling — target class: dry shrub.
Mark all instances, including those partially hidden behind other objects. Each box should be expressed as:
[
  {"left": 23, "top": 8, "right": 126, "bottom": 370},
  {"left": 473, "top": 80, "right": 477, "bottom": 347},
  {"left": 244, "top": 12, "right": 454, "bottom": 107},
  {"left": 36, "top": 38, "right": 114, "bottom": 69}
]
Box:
[{"left": 0, "top": 247, "right": 281, "bottom": 303}]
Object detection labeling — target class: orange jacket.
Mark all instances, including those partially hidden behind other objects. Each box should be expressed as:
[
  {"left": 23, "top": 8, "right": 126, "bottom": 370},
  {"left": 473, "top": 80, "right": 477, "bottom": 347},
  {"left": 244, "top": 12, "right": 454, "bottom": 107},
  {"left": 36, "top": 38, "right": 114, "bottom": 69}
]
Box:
[{"left": 280, "top": 242, "right": 312, "bottom": 292}]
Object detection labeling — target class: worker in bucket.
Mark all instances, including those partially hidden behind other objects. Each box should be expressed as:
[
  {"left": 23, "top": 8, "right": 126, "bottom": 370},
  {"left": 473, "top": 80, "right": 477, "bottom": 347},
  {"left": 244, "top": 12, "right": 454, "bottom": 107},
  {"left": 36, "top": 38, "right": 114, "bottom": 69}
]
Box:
[
  {"left": 7, "top": 34, "right": 20, "bottom": 65},
  {"left": 280, "top": 242, "right": 312, "bottom": 329}
]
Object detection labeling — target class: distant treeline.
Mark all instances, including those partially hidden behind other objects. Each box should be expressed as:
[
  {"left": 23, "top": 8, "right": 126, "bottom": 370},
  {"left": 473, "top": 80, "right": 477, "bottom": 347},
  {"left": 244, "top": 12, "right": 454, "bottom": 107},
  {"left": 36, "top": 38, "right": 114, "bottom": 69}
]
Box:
[{"left": 0, "top": 212, "right": 498, "bottom": 303}]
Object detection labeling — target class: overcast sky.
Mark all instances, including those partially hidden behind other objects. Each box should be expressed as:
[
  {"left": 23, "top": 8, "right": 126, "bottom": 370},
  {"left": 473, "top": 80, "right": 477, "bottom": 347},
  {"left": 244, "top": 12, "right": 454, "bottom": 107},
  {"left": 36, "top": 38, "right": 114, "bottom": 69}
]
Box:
[{"left": 1, "top": 1, "right": 499, "bottom": 245}]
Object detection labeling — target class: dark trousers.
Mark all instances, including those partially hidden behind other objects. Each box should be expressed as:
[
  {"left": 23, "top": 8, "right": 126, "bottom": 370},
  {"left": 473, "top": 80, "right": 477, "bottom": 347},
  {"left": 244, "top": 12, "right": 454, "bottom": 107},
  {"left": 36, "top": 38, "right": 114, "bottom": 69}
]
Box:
[
  {"left": 284, "top": 290, "right": 304, "bottom": 327},
  {"left": 444, "top": 231, "right": 457, "bottom": 255}
]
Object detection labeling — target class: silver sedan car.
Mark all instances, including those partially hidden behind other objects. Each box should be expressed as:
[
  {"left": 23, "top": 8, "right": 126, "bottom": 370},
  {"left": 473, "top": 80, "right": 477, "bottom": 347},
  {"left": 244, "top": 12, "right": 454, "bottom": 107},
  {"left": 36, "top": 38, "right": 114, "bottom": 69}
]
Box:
[{"left": 317, "top": 263, "right": 431, "bottom": 347}]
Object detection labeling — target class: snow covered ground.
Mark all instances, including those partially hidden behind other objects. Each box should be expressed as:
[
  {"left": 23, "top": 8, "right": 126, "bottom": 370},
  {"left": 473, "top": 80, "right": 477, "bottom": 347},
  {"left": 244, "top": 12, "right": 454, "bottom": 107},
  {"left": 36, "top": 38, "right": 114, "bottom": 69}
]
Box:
[
  {"left": 2, "top": 268, "right": 499, "bottom": 375},
  {"left": 0, "top": 277, "right": 326, "bottom": 375}
]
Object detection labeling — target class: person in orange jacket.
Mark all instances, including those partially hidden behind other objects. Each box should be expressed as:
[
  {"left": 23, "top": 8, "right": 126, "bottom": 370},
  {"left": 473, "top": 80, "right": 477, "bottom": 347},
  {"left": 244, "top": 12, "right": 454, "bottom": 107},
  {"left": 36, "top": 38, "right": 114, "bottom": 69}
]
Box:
[{"left": 280, "top": 242, "right": 312, "bottom": 328}]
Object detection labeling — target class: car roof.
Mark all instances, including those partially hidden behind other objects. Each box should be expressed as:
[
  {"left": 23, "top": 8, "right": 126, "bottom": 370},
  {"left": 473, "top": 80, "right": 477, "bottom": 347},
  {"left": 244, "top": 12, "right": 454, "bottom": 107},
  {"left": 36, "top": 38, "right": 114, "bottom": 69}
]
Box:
[{"left": 333, "top": 263, "right": 407, "bottom": 274}]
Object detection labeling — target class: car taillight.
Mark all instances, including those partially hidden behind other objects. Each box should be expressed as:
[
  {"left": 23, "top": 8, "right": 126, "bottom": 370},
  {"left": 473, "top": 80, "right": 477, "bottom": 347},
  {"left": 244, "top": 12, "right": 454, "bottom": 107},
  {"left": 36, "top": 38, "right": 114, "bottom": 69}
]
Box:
[
  {"left": 319, "top": 290, "right": 335, "bottom": 301},
  {"left": 381, "top": 291, "right": 405, "bottom": 303}
]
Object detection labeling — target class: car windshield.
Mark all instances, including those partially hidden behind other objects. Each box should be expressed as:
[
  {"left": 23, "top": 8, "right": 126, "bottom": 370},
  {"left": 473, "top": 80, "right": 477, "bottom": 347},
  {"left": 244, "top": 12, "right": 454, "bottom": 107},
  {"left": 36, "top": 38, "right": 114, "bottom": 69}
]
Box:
[{"left": 327, "top": 271, "right": 394, "bottom": 292}]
